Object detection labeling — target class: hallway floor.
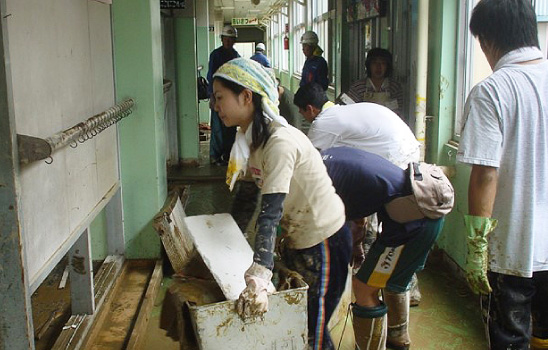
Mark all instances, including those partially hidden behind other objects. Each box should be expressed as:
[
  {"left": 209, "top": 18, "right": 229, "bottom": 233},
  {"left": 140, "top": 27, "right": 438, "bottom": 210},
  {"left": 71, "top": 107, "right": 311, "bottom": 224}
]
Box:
[{"left": 142, "top": 141, "right": 488, "bottom": 350}]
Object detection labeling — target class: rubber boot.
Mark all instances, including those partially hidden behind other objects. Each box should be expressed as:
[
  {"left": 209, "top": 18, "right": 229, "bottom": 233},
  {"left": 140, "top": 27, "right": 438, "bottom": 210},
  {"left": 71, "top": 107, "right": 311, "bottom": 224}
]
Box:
[
  {"left": 531, "top": 336, "right": 548, "bottom": 349},
  {"left": 384, "top": 291, "right": 411, "bottom": 350},
  {"left": 408, "top": 274, "right": 421, "bottom": 307},
  {"left": 352, "top": 302, "right": 387, "bottom": 350}
]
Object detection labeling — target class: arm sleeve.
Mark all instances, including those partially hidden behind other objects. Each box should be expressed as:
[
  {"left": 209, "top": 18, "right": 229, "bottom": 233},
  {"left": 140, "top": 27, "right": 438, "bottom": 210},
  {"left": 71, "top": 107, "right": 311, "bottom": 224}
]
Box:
[
  {"left": 253, "top": 193, "right": 286, "bottom": 270},
  {"left": 207, "top": 51, "right": 217, "bottom": 94},
  {"left": 457, "top": 85, "right": 503, "bottom": 167},
  {"left": 230, "top": 180, "right": 260, "bottom": 233},
  {"left": 308, "top": 123, "right": 339, "bottom": 151},
  {"left": 318, "top": 59, "right": 330, "bottom": 90},
  {"left": 346, "top": 80, "right": 363, "bottom": 103}
]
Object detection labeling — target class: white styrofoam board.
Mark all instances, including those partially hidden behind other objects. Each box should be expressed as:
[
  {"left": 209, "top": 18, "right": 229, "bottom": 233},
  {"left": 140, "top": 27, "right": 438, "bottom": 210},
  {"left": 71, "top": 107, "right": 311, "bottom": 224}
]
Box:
[{"left": 182, "top": 213, "right": 253, "bottom": 300}]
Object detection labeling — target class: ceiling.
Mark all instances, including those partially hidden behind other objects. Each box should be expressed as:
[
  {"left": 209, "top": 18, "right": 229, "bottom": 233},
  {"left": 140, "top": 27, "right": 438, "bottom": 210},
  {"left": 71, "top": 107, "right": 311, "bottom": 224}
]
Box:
[{"left": 214, "top": 0, "right": 287, "bottom": 24}]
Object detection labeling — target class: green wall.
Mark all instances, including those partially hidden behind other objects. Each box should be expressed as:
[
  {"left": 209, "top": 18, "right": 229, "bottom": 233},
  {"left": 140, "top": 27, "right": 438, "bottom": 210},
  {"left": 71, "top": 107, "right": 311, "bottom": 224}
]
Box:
[
  {"left": 175, "top": 18, "right": 200, "bottom": 161},
  {"left": 112, "top": 0, "right": 167, "bottom": 258},
  {"left": 426, "top": 0, "right": 468, "bottom": 269}
]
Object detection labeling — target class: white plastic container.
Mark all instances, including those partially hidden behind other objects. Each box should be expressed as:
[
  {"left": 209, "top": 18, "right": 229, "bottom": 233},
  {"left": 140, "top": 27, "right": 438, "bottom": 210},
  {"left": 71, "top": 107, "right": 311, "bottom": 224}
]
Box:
[
  {"left": 188, "top": 286, "right": 308, "bottom": 350},
  {"left": 180, "top": 213, "right": 309, "bottom": 349}
]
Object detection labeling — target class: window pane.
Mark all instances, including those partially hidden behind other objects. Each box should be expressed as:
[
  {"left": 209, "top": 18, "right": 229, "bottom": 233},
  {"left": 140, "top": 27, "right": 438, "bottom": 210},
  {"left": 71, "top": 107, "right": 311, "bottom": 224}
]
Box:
[
  {"left": 455, "top": 0, "right": 491, "bottom": 137},
  {"left": 292, "top": 1, "right": 306, "bottom": 74}
]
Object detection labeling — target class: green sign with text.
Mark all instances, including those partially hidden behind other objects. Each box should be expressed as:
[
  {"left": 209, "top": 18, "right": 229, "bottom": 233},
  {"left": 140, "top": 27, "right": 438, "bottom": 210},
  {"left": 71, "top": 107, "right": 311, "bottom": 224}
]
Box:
[{"left": 231, "top": 17, "right": 259, "bottom": 26}]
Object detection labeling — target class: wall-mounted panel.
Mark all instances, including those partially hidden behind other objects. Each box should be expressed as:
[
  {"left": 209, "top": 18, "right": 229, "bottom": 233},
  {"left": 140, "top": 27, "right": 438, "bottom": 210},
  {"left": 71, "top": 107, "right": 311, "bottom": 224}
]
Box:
[{"left": 5, "top": 0, "right": 117, "bottom": 287}]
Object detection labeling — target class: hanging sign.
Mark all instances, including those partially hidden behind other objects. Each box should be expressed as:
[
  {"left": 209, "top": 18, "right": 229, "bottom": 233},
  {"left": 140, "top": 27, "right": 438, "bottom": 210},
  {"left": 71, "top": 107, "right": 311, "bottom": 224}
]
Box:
[
  {"left": 231, "top": 17, "right": 259, "bottom": 26},
  {"left": 346, "top": 0, "right": 386, "bottom": 23},
  {"left": 160, "top": 0, "right": 186, "bottom": 9}
]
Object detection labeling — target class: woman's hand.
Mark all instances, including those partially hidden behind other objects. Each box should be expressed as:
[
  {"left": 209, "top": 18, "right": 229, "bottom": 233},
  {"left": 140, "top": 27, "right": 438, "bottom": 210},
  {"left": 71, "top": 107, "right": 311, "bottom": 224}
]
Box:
[{"left": 236, "top": 262, "right": 276, "bottom": 319}]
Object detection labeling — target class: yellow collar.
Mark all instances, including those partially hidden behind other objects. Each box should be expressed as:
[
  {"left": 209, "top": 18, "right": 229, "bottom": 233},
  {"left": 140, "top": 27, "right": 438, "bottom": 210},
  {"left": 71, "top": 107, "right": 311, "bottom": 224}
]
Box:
[{"left": 321, "top": 101, "right": 335, "bottom": 112}]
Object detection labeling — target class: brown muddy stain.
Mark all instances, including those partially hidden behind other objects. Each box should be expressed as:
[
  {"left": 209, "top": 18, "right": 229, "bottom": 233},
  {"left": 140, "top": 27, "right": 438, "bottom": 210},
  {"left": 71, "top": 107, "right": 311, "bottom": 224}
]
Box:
[
  {"left": 283, "top": 291, "right": 304, "bottom": 305},
  {"left": 88, "top": 263, "right": 152, "bottom": 349},
  {"left": 71, "top": 255, "right": 86, "bottom": 275},
  {"left": 216, "top": 316, "right": 233, "bottom": 337}
]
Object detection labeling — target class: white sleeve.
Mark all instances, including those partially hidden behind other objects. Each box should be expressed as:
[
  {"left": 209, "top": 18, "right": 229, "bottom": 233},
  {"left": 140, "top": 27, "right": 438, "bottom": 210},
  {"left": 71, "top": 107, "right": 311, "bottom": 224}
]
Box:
[
  {"left": 457, "top": 84, "right": 503, "bottom": 167},
  {"left": 307, "top": 121, "right": 340, "bottom": 151}
]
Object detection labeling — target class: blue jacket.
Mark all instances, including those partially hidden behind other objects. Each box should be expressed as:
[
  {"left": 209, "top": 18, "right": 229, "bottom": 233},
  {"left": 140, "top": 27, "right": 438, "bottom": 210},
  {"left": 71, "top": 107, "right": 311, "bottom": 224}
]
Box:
[
  {"left": 250, "top": 52, "right": 271, "bottom": 68},
  {"left": 300, "top": 55, "right": 329, "bottom": 90},
  {"left": 207, "top": 46, "right": 240, "bottom": 94}
]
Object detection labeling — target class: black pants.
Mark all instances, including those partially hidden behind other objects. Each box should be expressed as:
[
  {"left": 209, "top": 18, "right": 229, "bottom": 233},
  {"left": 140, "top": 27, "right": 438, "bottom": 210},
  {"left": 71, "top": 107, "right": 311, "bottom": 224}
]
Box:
[
  {"left": 482, "top": 271, "right": 548, "bottom": 349},
  {"left": 282, "top": 225, "right": 352, "bottom": 350}
]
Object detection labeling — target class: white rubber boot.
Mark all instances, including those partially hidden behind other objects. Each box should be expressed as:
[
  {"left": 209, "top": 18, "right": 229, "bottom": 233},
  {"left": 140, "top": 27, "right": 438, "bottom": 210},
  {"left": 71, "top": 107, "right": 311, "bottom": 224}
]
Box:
[
  {"left": 384, "top": 291, "right": 411, "bottom": 350},
  {"left": 352, "top": 302, "right": 387, "bottom": 350},
  {"left": 408, "top": 274, "right": 421, "bottom": 307}
]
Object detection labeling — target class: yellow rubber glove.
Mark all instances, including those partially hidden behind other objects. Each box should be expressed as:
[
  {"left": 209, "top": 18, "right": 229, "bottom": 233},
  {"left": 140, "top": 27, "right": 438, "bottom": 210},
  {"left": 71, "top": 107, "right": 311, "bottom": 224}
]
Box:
[{"left": 464, "top": 215, "right": 498, "bottom": 294}]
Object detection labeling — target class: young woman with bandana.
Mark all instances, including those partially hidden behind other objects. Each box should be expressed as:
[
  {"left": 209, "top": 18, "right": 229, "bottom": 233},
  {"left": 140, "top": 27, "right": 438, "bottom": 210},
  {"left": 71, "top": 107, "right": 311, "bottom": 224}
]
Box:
[{"left": 212, "top": 58, "right": 352, "bottom": 350}]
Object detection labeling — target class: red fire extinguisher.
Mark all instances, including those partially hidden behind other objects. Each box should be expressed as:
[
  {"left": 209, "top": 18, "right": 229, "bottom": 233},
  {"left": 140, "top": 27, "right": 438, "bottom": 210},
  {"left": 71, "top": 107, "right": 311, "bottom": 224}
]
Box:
[{"left": 284, "top": 35, "right": 289, "bottom": 50}]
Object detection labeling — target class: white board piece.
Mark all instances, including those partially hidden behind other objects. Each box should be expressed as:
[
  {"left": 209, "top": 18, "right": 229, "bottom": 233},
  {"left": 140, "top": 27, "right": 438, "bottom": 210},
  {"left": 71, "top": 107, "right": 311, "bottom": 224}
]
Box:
[{"left": 182, "top": 213, "right": 253, "bottom": 300}]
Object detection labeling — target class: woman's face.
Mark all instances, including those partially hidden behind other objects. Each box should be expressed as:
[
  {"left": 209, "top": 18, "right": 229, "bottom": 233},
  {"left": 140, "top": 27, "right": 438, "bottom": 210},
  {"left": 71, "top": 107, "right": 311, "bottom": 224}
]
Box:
[
  {"left": 213, "top": 80, "right": 254, "bottom": 130},
  {"left": 370, "top": 57, "right": 388, "bottom": 79}
]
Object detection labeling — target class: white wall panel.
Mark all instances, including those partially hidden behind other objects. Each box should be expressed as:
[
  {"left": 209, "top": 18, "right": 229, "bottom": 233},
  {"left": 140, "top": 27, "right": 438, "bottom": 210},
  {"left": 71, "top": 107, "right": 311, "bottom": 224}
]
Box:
[{"left": 6, "top": 0, "right": 117, "bottom": 286}]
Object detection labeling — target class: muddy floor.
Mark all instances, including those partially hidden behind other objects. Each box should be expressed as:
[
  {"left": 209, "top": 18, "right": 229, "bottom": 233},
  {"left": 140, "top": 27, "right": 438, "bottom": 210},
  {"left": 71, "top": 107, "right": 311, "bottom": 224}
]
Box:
[{"left": 32, "top": 140, "right": 488, "bottom": 349}]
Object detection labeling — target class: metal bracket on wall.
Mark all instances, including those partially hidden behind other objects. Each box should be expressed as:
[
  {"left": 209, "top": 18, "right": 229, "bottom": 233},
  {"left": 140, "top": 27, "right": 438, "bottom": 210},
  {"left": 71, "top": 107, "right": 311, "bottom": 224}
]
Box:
[
  {"left": 17, "top": 98, "right": 135, "bottom": 165},
  {"left": 163, "top": 79, "right": 173, "bottom": 94}
]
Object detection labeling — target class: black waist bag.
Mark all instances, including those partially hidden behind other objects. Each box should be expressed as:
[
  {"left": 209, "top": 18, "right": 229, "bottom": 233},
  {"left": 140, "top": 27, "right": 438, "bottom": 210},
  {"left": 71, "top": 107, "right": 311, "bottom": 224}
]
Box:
[
  {"left": 385, "top": 162, "right": 454, "bottom": 223},
  {"left": 197, "top": 76, "right": 209, "bottom": 100}
]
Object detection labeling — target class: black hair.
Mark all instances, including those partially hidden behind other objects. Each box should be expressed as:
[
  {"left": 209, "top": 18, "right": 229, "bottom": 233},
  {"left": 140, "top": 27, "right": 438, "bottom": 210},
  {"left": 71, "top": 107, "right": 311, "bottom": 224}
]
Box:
[
  {"left": 213, "top": 76, "right": 271, "bottom": 150},
  {"left": 293, "top": 82, "right": 329, "bottom": 110},
  {"left": 469, "top": 0, "right": 539, "bottom": 55},
  {"left": 365, "top": 48, "right": 393, "bottom": 78}
]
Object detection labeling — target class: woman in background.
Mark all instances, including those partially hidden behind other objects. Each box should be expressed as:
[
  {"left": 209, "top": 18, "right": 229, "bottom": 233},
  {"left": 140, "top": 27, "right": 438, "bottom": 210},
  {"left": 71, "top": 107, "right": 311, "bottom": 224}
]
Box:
[{"left": 346, "top": 48, "right": 405, "bottom": 122}]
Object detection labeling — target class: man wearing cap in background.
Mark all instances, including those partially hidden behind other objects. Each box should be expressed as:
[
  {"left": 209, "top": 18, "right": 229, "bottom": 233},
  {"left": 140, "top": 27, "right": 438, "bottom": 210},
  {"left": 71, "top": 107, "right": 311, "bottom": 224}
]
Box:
[
  {"left": 300, "top": 30, "right": 329, "bottom": 91},
  {"left": 207, "top": 24, "right": 240, "bottom": 166},
  {"left": 250, "top": 43, "right": 271, "bottom": 68}
]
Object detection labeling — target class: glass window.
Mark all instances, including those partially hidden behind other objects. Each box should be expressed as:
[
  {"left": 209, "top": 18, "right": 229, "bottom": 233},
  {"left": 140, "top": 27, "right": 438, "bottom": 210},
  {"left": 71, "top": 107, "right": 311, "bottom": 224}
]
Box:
[
  {"left": 280, "top": 7, "right": 289, "bottom": 71},
  {"left": 270, "top": 13, "right": 280, "bottom": 69},
  {"left": 534, "top": 0, "right": 548, "bottom": 19},
  {"left": 312, "top": 2, "right": 330, "bottom": 84},
  {"left": 268, "top": 7, "right": 289, "bottom": 72},
  {"left": 454, "top": 0, "right": 491, "bottom": 137},
  {"left": 292, "top": 1, "right": 306, "bottom": 75}
]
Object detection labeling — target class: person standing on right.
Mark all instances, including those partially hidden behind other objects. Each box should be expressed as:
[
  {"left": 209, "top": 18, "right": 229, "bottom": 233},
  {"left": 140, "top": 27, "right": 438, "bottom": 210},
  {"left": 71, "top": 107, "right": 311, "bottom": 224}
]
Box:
[
  {"left": 299, "top": 31, "right": 329, "bottom": 91},
  {"left": 207, "top": 25, "right": 240, "bottom": 165},
  {"left": 457, "top": 1, "right": 548, "bottom": 349}
]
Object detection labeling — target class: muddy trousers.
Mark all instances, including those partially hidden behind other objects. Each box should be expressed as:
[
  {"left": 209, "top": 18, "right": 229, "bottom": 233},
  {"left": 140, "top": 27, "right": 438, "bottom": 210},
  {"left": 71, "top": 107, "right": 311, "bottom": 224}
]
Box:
[
  {"left": 283, "top": 225, "right": 352, "bottom": 350},
  {"left": 482, "top": 271, "right": 548, "bottom": 350},
  {"left": 209, "top": 110, "right": 236, "bottom": 162},
  {"left": 352, "top": 302, "right": 387, "bottom": 350}
]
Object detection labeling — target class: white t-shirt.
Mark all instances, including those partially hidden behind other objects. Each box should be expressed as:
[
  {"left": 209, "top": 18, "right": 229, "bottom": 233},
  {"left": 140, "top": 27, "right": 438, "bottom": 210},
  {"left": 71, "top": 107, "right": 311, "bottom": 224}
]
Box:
[
  {"left": 458, "top": 47, "right": 548, "bottom": 277},
  {"left": 248, "top": 124, "right": 346, "bottom": 249},
  {"left": 308, "top": 103, "right": 420, "bottom": 168}
]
